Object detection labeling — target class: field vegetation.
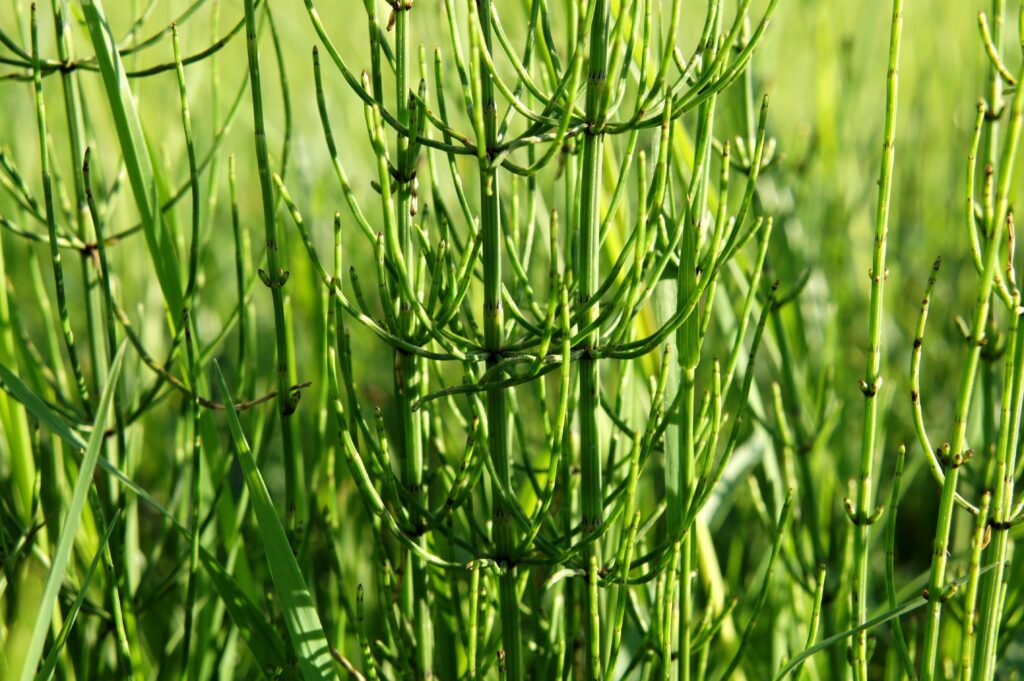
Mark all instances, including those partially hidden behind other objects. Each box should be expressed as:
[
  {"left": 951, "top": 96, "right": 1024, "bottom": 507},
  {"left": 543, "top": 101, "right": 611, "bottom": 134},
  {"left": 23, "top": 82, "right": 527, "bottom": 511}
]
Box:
[{"left": 0, "top": 0, "right": 1023, "bottom": 679}]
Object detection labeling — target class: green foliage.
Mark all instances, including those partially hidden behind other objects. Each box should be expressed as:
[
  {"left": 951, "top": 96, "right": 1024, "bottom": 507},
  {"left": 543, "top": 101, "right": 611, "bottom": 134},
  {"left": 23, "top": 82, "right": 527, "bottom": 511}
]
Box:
[
  {"left": 1, "top": 1, "right": 1024, "bottom": 680},
  {"left": 215, "top": 361, "right": 334, "bottom": 680}
]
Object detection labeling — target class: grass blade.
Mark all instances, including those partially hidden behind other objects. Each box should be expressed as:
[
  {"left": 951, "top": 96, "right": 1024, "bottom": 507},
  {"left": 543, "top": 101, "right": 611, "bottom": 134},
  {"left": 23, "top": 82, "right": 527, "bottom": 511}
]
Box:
[
  {"left": 0, "top": 359, "right": 87, "bottom": 451},
  {"left": 0, "top": 357, "right": 200, "bottom": 532},
  {"left": 16, "top": 341, "right": 127, "bottom": 681},
  {"left": 199, "top": 548, "right": 290, "bottom": 678},
  {"left": 36, "top": 509, "right": 122, "bottom": 681},
  {"left": 79, "top": 0, "right": 184, "bottom": 324},
  {"left": 213, "top": 361, "right": 335, "bottom": 681}
]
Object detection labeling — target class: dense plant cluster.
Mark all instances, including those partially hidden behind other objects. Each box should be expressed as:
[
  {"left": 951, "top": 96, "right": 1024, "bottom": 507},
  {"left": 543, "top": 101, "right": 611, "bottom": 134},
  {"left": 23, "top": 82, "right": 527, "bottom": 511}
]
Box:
[{"left": 0, "top": 1, "right": 1023, "bottom": 680}]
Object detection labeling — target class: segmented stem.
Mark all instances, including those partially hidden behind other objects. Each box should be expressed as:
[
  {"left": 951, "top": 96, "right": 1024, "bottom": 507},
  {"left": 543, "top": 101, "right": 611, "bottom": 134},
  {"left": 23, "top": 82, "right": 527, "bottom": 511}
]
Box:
[
  {"left": 851, "top": 1, "right": 902, "bottom": 678},
  {"left": 242, "top": 0, "right": 301, "bottom": 529},
  {"left": 578, "top": 2, "right": 611, "bottom": 676}
]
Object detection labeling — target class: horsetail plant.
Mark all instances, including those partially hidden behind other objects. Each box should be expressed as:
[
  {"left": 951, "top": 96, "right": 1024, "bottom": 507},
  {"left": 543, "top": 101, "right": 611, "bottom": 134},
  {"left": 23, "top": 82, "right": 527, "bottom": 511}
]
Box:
[
  {"left": 849, "top": 0, "right": 903, "bottom": 678},
  {"left": 911, "top": 2, "right": 1024, "bottom": 678},
  {"left": 4, "top": 0, "right": 1024, "bottom": 680},
  {"left": 297, "top": 0, "right": 784, "bottom": 677}
]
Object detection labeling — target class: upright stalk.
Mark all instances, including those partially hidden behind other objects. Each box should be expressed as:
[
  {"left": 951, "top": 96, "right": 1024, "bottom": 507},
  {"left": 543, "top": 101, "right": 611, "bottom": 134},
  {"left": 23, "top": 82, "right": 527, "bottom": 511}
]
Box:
[
  {"left": 50, "top": 0, "right": 103, "bottom": 402},
  {"left": 475, "top": 0, "right": 522, "bottom": 677},
  {"left": 850, "top": 1, "right": 902, "bottom": 678},
  {"left": 653, "top": 280, "right": 680, "bottom": 677},
  {"left": 972, "top": 266, "right": 1024, "bottom": 680},
  {"left": 983, "top": 0, "right": 1005, "bottom": 230},
  {"left": 242, "top": 0, "right": 301, "bottom": 528},
  {"left": 578, "top": 1, "right": 611, "bottom": 677},
  {"left": 676, "top": 136, "right": 709, "bottom": 681},
  {"left": 920, "top": 35, "right": 1024, "bottom": 681},
  {"left": 31, "top": 3, "right": 91, "bottom": 418},
  {"left": 977, "top": 319, "right": 1024, "bottom": 677},
  {"left": 393, "top": 6, "right": 432, "bottom": 679},
  {"left": 976, "top": 3, "right": 1018, "bottom": 677},
  {"left": 173, "top": 23, "right": 204, "bottom": 680},
  {"left": 82, "top": 151, "right": 139, "bottom": 681}
]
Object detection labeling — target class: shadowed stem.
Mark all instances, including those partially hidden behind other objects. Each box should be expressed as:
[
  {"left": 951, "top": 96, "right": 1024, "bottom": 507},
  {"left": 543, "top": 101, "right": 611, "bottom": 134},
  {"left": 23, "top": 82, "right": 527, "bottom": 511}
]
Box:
[
  {"left": 475, "top": 0, "right": 523, "bottom": 676},
  {"left": 31, "top": 3, "right": 91, "bottom": 420},
  {"left": 577, "top": 0, "right": 612, "bottom": 678},
  {"left": 391, "top": 6, "right": 433, "bottom": 677},
  {"left": 242, "top": 0, "right": 302, "bottom": 531}
]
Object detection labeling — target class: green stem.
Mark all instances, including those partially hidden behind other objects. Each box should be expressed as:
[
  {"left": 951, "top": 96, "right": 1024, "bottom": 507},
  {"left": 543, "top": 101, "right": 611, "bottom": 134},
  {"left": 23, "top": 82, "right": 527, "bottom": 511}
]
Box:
[
  {"left": 50, "top": 0, "right": 105, "bottom": 411},
  {"left": 884, "top": 446, "right": 916, "bottom": 680},
  {"left": 474, "top": 0, "right": 522, "bottom": 677},
  {"left": 976, "top": 304, "right": 1024, "bottom": 678},
  {"left": 851, "top": 2, "right": 902, "bottom": 678},
  {"left": 976, "top": 3, "right": 1017, "bottom": 677},
  {"left": 228, "top": 155, "right": 250, "bottom": 385},
  {"left": 959, "top": 491, "right": 991, "bottom": 680},
  {"left": 31, "top": 3, "right": 91, "bottom": 417},
  {"left": 172, "top": 24, "right": 203, "bottom": 680},
  {"left": 920, "top": 35, "right": 1024, "bottom": 681},
  {"left": 242, "top": 0, "right": 301, "bottom": 530},
  {"left": 391, "top": 7, "right": 432, "bottom": 679},
  {"left": 83, "top": 150, "right": 139, "bottom": 679},
  {"left": 578, "top": 1, "right": 611, "bottom": 676}
]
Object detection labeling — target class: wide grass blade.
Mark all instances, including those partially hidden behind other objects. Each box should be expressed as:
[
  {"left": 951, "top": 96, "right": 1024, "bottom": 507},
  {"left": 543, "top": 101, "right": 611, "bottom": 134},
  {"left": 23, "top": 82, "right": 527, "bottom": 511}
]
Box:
[
  {"left": 213, "top": 362, "right": 336, "bottom": 681},
  {"left": 79, "top": 0, "right": 184, "bottom": 325},
  {"left": 16, "top": 341, "right": 127, "bottom": 681},
  {"left": 0, "top": 356, "right": 200, "bottom": 530},
  {"left": 0, "top": 359, "right": 87, "bottom": 450},
  {"left": 36, "top": 509, "right": 122, "bottom": 681},
  {"left": 199, "top": 549, "right": 290, "bottom": 678}
]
